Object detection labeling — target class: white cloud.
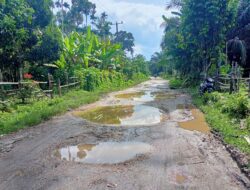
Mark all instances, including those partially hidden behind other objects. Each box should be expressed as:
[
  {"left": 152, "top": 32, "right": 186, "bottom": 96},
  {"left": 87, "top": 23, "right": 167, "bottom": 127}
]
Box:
[
  {"left": 91, "top": 0, "right": 167, "bottom": 33},
  {"left": 61, "top": 0, "right": 173, "bottom": 59},
  {"left": 133, "top": 43, "right": 144, "bottom": 55}
]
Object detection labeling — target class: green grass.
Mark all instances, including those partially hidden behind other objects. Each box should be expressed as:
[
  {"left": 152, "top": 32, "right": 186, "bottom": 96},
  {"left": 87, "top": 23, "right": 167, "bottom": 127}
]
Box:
[
  {"left": 0, "top": 77, "right": 148, "bottom": 135},
  {"left": 169, "top": 78, "right": 184, "bottom": 89},
  {"left": 161, "top": 74, "right": 184, "bottom": 89},
  {"left": 190, "top": 88, "right": 250, "bottom": 156}
]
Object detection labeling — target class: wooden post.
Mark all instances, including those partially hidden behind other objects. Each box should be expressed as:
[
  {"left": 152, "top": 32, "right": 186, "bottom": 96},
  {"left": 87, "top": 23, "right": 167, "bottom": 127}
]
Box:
[
  {"left": 58, "top": 79, "right": 62, "bottom": 97},
  {"left": 236, "top": 63, "right": 239, "bottom": 92},
  {"left": 248, "top": 74, "right": 250, "bottom": 98},
  {"left": 230, "top": 62, "right": 237, "bottom": 93},
  {"left": 48, "top": 74, "right": 53, "bottom": 99},
  {"left": 230, "top": 64, "right": 233, "bottom": 94},
  {"left": 65, "top": 72, "right": 69, "bottom": 92},
  {"left": 0, "top": 69, "right": 4, "bottom": 101},
  {"left": 19, "top": 67, "right": 23, "bottom": 81},
  {"left": 0, "top": 69, "right": 3, "bottom": 90}
]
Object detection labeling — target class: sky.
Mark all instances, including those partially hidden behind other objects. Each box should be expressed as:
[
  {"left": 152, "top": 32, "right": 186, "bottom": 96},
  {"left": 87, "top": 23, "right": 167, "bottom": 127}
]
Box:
[
  {"left": 63, "top": 0, "right": 172, "bottom": 60},
  {"left": 91, "top": 0, "right": 171, "bottom": 60}
]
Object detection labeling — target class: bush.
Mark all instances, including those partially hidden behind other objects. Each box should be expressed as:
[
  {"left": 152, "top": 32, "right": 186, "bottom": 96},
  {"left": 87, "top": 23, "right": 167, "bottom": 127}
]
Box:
[
  {"left": 221, "top": 93, "right": 249, "bottom": 119},
  {"left": 17, "top": 83, "right": 34, "bottom": 103},
  {"left": 169, "top": 78, "right": 183, "bottom": 89},
  {"left": 75, "top": 68, "right": 148, "bottom": 92},
  {"left": 202, "top": 92, "right": 223, "bottom": 104}
]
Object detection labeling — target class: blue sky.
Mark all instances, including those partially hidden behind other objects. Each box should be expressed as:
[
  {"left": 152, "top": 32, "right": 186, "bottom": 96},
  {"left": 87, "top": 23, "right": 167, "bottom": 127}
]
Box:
[
  {"left": 63, "top": 0, "right": 172, "bottom": 60},
  {"left": 90, "top": 0, "right": 171, "bottom": 60}
]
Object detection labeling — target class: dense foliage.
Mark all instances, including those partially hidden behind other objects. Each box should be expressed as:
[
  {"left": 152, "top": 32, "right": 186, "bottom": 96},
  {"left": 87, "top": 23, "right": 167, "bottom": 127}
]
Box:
[
  {"left": 151, "top": 0, "right": 250, "bottom": 80},
  {"left": 0, "top": 0, "right": 149, "bottom": 88}
]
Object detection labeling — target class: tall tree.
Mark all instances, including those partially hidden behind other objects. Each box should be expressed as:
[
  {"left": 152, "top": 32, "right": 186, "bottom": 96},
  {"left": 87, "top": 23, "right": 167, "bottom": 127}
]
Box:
[
  {"left": 27, "top": 0, "right": 54, "bottom": 28},
  {"left": 55, "top": 0, "right": 70, "bottom": 32},
  {"left": 179, "top": 0, "right": 235, "bottom": 77},
  {"left": 113, "top": 31, "right": 135, "bottom": 55},
  {"left": 229, "top": 0, "right": 250, "bottom": 75},
  {"left": 0, "top": 0, "right": 34, "bottom": 80},
  {"left": 71, "top": 0, "right": 96, "bottom": 26},
  {"left": 93, "top": 12, "right": 112, "bottom": 40}
]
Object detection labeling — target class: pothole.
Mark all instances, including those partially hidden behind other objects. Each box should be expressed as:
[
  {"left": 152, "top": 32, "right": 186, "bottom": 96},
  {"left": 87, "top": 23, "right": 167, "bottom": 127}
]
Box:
[
  {"left": 115, "top": 92, "right": 145, "bottom": 99},
  {"left": 133, "top": 91, "right": 155, "bottom": 102},
  {"left": 54, "top": 142, "right": 152, "bottom": 164},
  {"left": 152, "top": 92, "right": 178, "bottom": 100},
  {"left": 73, "top": 105, "right": 163, "bottom": 126},
  {"left": 177, "top": 104, "right": 210, "bottom": 134},
  {"left": 176, "top": 174, "right": 188, "bottom": 184},
  {"left": 115, "top": 91, "right": 155, "bottom": 102}
]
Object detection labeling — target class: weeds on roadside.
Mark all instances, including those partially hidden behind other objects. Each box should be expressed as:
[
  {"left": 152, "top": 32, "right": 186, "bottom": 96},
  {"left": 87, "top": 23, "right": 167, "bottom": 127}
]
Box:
[{"left": 191, "top": 89, "right": 250, "bottom": 155}]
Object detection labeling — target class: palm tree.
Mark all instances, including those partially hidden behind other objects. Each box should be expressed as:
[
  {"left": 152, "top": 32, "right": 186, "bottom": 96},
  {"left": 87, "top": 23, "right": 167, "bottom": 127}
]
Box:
[
  {"left": 166, "top": 0, "right": 183, "bottom": 10},
  {"left": 55, "top": 0, "right": 70, "bottom": 32}
]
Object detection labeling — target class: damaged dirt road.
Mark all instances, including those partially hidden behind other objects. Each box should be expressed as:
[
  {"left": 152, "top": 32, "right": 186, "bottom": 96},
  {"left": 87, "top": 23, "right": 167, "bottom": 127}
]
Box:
[{"left": 0, "top": 78, "right": 249, "bottom": 190}]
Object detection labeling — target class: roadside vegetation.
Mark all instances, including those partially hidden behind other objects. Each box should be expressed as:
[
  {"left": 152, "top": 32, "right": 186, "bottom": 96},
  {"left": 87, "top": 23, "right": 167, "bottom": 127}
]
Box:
[
  {"left": 0, "top": 0, "right": 150, "bottom": 134},
  {"left": 149, "top": 0, "right": 250, "bottom": 171},
  {"left": 0, "top": 74, "right": 147, "bottom": 135}
]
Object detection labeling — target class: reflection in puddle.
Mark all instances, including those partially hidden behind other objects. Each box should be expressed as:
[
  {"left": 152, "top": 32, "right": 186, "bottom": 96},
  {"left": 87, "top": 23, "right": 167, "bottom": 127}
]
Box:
[
  {"left": 55, "top": 142, "right": 152, "bottom": 164},
  {"left": 74, "top": 105, "right": 162, "bottom": 126},
  {"left": 115, "top": 92, "right": 145, "bottom": 99},
  {"left": 153, "top": 92, "right": 177, "bottom": 100},
  {"left": 176, "top": 174, "right": 187, "bottom": 184},
  {"left": 133, "top": 91, "right": 155, "bottom": 102},
  {"left": 116, "top": 91, "right": 155, "bottom": 102},
  {"left": 177, "top": 104, "right": 210, "bottom": 134}
]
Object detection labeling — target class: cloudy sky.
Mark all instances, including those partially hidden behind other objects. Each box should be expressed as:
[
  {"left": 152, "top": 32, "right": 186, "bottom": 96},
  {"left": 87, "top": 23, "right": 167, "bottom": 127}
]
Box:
[
  {"left": 63, "top": 0, "right": 171, "bottom": 59},
  {"left": 91, "top": 0, "right": 170, "bottom": 60}
]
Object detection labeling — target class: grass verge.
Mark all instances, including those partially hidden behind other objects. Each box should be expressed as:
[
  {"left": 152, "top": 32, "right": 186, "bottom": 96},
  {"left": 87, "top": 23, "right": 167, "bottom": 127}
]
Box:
[
  {"left": 161, "top": 74, "right": 184, "bottom": 89},
  {"left": 189, "top": 87, "right": 250, "bottom": 174},
  {"left": 0, "top": 77, "right": 148, "bottom": 135}
]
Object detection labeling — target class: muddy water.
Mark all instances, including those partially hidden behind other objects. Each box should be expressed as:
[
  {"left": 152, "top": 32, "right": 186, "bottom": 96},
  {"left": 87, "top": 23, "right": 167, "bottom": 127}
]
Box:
[
  {"left": 55, "top": 142, "right": 152, "bottom": 164},
  {"left": 176, "top": 174, "right": 187, "bottom": 184},
  {"left": 133, "top": 91, "right": 155, "bottom": 102},
  {"left": 74, "top": 105, "right": 163, "bottom": 126},
  {"left": 177, "top": 104, "right": 210, "bottom": 134},
  {"left": 115, "top": 92, "right": 145, "bottom": 99},
  {"left": 116, "top": 91, "right": 155, "bottom": 102},
  {"left": 153, "top": 92, "right": 177, "bottom": 100}
]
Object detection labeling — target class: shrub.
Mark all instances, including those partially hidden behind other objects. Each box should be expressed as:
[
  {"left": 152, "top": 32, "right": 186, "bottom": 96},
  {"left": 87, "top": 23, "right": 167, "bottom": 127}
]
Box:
[
  {"left": 169, "top": 78, "right": 183, "bottom": 89},
  {"left": 202, "top": 92, "right": 223, "bottom": 104},
  {"left": 221, "top": 93, "right": 249, "bottom": 119}
]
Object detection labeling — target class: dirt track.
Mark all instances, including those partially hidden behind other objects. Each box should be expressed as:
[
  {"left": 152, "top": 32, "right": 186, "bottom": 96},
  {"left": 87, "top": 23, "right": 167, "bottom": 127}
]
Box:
[{"left": 0, "top": 78, "right": 249, "bottom": 190}]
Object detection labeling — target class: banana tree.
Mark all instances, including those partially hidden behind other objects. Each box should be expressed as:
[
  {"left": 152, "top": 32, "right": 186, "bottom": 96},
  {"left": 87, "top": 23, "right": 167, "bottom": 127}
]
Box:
[
  {"left": 98, "top": 38, "right": 122, "bottom": 69},
  {"left": 61, "top": 26, "right": 102, "bottom": 69}
]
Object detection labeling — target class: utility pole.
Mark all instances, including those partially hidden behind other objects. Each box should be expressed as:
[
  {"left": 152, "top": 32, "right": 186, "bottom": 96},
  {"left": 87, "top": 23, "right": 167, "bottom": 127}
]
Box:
[
  {"left": 61, "top": 0, "right": 64, "bottom": 34},
  {"left": 112, "top": 21, "right": 123, "bottom": 34}
]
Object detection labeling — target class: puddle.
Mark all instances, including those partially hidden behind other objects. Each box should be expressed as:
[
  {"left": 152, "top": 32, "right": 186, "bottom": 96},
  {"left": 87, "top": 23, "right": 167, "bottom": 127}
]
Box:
[
  {"left": 177, "top": 104, "right": 210, "bottom": 134},
  {"left": 74, "top": 105, "right": 163, "bottom": 126},
  {"left": 133, "top": 91, "right": 155, "bottom": 102},
  {"left": 55, "top": 142, "right": 152, "bottom": 164},
  {"left": 115, "top": 91, "right": 155, "bottom": 102},
  {"left": 115, "top": 92, "right": 145, "bottom": 99},
  {"left": 176, "top": 174, "right": 187, "bottom": 184},
  {"left": 153, "top": 92, "right": 177, "bottom": 100}
]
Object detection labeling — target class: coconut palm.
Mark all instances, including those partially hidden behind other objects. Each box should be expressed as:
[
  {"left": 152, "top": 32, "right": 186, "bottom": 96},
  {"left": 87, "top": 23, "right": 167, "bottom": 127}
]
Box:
[{"left": 166, "top": 0, "right": 183, "bottom": 10}]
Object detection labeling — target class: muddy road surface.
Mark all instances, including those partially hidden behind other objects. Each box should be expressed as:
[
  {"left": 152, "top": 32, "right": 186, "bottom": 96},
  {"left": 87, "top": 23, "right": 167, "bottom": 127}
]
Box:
[{"left": 0, "top": 78, "right": 249, "bottom": 190}]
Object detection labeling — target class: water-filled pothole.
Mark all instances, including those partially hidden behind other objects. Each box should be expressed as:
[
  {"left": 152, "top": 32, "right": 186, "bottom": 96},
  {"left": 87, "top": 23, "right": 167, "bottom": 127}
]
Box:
[
  {"left": 133, "top": 91, "right": 155, "bottom": 102},
  {"left": 176, "top": 174, "right": 187, "bottom": 184},
  {"left": 177, "top": 104, "right": 210, "bottom": 134},
  {"left": 74, "top": 105, "right": 163, "bottom": 126},
  {"left": 115, "top": 92, "right": 145, "bottom": 99},
  {"left": 153, "top": 92, "right": 177, "bottom": 100},
  {"left": 115, "top": 91, "right": 155, "bottom": 102},
  {"left": 54, "top": 142, "right": 152, "bottom": 164}
]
